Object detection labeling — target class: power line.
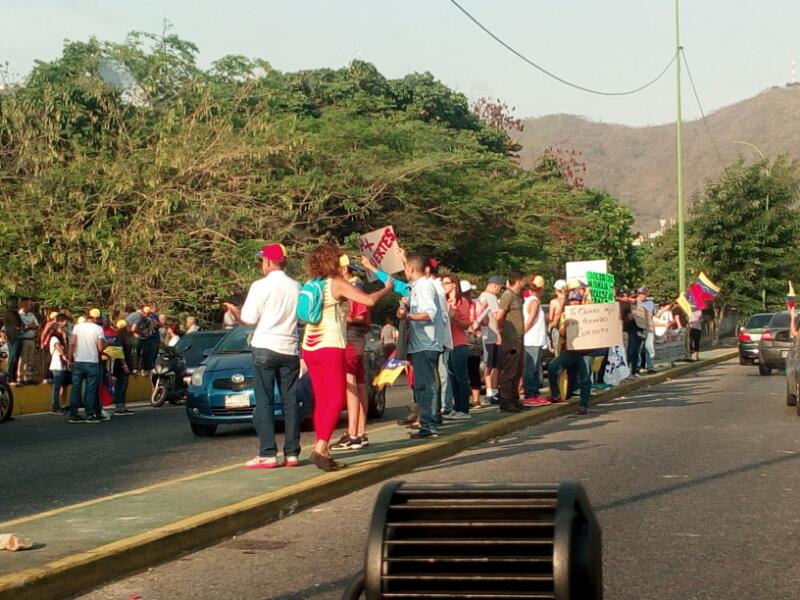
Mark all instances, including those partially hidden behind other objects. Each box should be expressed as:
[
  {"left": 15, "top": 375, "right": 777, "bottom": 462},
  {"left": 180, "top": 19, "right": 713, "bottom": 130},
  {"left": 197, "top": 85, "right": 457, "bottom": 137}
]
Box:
[
  {"left": 680, "top": 48, "right": 727, "bottom": 173},
  {"left": 448, "top": 0, "right": 677, "bottom": 97}
]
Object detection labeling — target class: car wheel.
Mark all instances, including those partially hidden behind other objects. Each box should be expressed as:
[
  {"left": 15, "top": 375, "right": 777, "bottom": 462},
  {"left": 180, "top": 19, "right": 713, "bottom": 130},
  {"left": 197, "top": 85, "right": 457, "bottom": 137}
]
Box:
[
  {"left": 0, "top": 383, "right": 14, "bottom": 423},
  {"left": 190, "top": 423, "right": 217, "bottom": 437},
  {"left": 758, "top": 364, "right": 772, "bottom": 376},
  {"left": 787, "top": 381, "right": 798, "bottom": 407},
  {"left": 368, "top": 385, "right": 386, "bottom": 419}
]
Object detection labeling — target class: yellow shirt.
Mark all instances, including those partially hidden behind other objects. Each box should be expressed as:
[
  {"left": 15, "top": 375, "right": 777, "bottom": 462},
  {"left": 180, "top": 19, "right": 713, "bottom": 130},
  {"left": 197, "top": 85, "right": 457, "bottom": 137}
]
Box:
[{"left": 302, "top": 278, "right": 348, "bottom": 351}]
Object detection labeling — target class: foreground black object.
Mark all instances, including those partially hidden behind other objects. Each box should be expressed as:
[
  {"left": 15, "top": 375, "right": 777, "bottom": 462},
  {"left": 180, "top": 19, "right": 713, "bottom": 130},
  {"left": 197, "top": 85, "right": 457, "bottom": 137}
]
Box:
[{"left": 343, "top": 480, "right": 602, "bottom": 600}]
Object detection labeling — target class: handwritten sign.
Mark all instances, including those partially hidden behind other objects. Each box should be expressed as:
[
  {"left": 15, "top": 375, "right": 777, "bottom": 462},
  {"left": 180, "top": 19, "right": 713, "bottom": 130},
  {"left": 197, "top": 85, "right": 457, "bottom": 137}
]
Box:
[
  {"left": 586, "top": 271, "right": 615, "bottom": 304},
  {"left": 358, "top": 225, "right": 404, "bottom": 274},
  {"left": 564, "top": 302, "right": 623, "bottom": 351},
  {"left": 566, "top": 260, "right": 607, "bottom": 285}
]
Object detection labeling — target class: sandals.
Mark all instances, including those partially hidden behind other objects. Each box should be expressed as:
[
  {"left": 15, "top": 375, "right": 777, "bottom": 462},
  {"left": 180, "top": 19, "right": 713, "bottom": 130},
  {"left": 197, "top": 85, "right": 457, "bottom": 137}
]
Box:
[{"left": 310, "top": 451, "right": 346, "bottom": 472}]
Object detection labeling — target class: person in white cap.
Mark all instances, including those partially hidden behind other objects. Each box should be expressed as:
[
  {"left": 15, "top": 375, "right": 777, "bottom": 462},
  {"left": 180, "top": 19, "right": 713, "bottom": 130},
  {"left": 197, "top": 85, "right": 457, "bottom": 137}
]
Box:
[
  {"left": 548, "top": 279, "right": 567, "bottom": 354},
  {"left": 523, "top": 275, "right": 550, "bottom": 406},
  {"left": 460, "top": 280, "right": 484, "bottom": 407}
]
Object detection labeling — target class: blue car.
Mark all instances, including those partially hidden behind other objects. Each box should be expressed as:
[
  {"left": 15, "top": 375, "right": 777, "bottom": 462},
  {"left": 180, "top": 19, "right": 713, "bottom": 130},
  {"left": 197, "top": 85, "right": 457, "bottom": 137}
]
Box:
[
  {"left": 186, "top": 324, "right": 389, "bottom": 437},
  {"left": 185, "top": 326, "right": 315, "bottom": 436}
]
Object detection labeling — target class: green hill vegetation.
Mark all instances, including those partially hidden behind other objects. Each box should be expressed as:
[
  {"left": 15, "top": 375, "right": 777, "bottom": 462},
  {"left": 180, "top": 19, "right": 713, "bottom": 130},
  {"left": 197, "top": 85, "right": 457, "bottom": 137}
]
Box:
[{"left": 0, "top": 33, "right": 640, "bottom": 315}]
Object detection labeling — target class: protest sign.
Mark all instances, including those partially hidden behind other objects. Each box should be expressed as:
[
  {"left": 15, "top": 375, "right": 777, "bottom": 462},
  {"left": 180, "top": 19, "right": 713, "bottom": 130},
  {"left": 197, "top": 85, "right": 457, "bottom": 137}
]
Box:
[
  {"left": 564, "top": 302, "right": 623, "bottom": 351},
  {"left": 586, "top": 271, "right": 615, "bottom": 303},
  {"left": 358, "top": 225, "right": 404, "bottom": 274},
  {"left": 566, "top": 259, "right": 607, "bottom": 284}
]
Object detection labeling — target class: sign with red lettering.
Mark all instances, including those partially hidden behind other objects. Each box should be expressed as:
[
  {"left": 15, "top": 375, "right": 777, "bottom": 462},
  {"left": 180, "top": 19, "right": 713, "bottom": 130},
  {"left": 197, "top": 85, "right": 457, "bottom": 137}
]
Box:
[{"left": 358, "top": 226, "right": 404, "bottom": 274}]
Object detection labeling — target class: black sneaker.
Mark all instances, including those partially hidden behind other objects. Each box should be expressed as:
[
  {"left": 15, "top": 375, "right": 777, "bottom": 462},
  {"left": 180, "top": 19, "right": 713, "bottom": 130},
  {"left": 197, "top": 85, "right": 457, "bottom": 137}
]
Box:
[
  {"left": 499, "top": 402, "right": 522, "bottom": 413},
  {"left": 68, "top": 415, "right": 85, "bottom": 424},
  {"left": 333, "top": 432, "right": 350, "bottom": 446},
  {"left": 331, "top": 436, "right": 360, "bottom": 452},
  {"left": 360, "top": 434, "right": 369, "bottom": 447},
  {"left": 114, "top": 409, "right": 135, "bottom": 416},
  {"left": 410, "top": 429, "right": 439, "bottom": 439},
  {"left": 84, "top": 415, "right": 101, "bottom": 424}
]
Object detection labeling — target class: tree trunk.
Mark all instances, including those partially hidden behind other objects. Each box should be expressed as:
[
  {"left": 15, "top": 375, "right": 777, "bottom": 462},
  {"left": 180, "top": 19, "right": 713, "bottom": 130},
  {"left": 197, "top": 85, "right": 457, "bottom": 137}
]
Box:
[{"left": 713, "top": 301, "right": 727, "bottom": 346}]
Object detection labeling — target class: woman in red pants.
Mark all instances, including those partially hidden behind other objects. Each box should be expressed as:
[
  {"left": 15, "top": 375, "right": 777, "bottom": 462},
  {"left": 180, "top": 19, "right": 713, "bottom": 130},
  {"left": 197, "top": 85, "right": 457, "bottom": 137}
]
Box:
[{"left": 302, "top": 245, "right": 393, "bottom": 471}]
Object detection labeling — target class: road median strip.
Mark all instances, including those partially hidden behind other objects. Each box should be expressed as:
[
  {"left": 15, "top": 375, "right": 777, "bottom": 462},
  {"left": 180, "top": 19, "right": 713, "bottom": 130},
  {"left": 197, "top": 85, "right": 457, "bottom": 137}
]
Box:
[{"left": 0, "top": 349, "right": 736, "bottom": 600}]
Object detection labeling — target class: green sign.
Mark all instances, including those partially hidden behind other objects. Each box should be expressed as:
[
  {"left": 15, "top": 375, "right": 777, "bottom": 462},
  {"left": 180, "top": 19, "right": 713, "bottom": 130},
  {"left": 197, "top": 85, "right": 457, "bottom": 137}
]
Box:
[{"left": 586, "top": 271, "right": 615, "bottom": 303}]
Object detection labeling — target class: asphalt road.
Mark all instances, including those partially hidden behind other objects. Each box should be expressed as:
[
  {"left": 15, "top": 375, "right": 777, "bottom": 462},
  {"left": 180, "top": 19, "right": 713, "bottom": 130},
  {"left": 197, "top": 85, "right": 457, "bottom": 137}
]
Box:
[
  {"left": 0, "top": 379, "right": 415, "bottom": 521},
  {"left": 76, "top": 359, "right": 800, "bottom": 600}
]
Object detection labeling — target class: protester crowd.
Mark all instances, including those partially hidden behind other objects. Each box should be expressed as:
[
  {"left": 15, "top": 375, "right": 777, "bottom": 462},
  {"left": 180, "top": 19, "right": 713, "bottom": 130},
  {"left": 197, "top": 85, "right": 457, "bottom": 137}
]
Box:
[
  {"left": 1, "top": 240, "right": 694, "bottom": 471},
  {"left": 218, "top": 242, "right": 691, "bottom": 473},
  {"left": 1, "top": 299, "right": 201, "bottom": 420}
]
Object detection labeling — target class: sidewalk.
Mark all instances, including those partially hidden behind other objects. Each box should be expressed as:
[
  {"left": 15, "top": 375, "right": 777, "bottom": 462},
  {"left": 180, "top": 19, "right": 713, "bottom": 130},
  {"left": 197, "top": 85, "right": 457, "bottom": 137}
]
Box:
[{"left": 0, "top": 348, "right": 736, "bottom": 600}]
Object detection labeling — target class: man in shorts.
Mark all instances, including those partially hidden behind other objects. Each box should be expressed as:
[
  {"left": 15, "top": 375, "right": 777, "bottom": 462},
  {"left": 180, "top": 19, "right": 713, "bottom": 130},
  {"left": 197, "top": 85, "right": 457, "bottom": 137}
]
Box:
[{"left": 477, "top": 276, "right": 503, "bottom": 404}]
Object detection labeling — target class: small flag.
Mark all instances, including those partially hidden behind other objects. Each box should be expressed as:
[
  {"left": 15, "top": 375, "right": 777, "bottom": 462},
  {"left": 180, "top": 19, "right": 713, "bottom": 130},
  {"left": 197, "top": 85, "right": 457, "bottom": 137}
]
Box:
[
  {"left": 676, "top": 272, "right": 720, "bottom": 315},
  {"left": 787, "top": 280, "right": 796, "bottom": 310},
  {"left": 372, "top": 357, "right": 409, "bottom": 388}
]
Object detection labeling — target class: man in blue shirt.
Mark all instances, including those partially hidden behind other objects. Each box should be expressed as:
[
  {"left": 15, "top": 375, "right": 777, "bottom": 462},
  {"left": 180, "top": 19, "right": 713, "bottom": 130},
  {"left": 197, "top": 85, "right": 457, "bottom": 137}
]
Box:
[{"left": 397, "top": 254, "right": 444, "bottom": 438}]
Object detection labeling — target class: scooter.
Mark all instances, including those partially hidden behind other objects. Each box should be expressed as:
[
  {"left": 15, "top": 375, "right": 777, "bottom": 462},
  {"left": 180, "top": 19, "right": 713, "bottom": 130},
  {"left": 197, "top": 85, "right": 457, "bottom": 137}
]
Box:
[
  {"left": 0, "top": 353, "right": 13, "bottom": 423},
  {"left": 150, "top": 345, "right": 189, "bottom": 407}
]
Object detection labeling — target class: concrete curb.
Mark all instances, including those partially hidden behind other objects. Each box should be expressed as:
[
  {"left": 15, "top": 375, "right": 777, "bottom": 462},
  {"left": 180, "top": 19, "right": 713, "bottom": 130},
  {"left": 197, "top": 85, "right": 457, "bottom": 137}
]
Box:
[{"left": 0, "top": 350, "right": 737, "bottom": 600}]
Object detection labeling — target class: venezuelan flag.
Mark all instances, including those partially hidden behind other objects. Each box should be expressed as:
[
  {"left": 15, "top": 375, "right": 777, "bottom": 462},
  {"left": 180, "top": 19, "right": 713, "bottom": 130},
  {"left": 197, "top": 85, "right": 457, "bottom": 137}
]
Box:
[
  {"left": 787, "top": 280, "right": 796, "bottom": 309},
  {"left": 372, "top": 357, "right": 409, "bottom": 388},
  {"left": 676, "top": 272, "right": 720, "bottom": 315}
]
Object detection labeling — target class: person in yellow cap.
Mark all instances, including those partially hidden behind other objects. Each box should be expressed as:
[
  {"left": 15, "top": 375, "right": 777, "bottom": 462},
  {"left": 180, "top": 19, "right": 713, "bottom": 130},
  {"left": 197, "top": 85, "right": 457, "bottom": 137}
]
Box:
[
  {"left": 111, "top": 320, "right": 135, "bottom": 415},
  {"left": 66, "top": 308, "right": 108, "bottom": 423}
]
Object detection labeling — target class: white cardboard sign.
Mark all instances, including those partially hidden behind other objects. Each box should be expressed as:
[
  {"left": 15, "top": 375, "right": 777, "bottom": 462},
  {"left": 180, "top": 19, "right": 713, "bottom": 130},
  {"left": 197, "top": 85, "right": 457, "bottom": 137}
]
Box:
[
  {"left": 566, "top": 260, "right": 607, "bottom": 284},
  {"left": 564, "top": 302, "right": 623, "bottom": 351},
  {"left": 358, "top": 225, "right": 404, "bottom": 274}
]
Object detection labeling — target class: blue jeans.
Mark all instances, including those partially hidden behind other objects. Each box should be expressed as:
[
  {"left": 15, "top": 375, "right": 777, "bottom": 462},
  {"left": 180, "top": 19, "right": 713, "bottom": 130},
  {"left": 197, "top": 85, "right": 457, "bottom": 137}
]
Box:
[
  {"left": 641, "top": 332, "right": 655, "bottom": 370},
  {"left": 447, "top": 345, "right": 471, "bottom": 414},
  {"left": 627, "top": 331, "right": 643, "bottom": 375},
  {"left": 6, "top": 337, "right": 22, "bottom": 382},
  {"left": 51, "top": 370, "right": 67, "bottom": 412},
  {"left": 252, "top": 348, "right": 301, "bottom": 458},
  {"left": 548, "top": 350, "right": 591, "bottom": 409},
  {"left": 70, "top": 362, "right": 100, "bottom": 418},
  {"left": 410, "top": 350, "right": 441, "bottom": 432},
  {"left": 523, "top": 346, "right": 543, "bottom": 398}
]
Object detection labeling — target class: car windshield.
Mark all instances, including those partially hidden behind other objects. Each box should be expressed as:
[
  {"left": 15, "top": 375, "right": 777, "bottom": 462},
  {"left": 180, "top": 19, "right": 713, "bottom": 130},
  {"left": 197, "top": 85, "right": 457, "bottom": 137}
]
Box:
[
  {"left": 769, "top": 312, "right": 793, "bottom": 328},
  {"left": 214, "top": 326, "right": 255, "bottom": 353},
  {"left": 175, "top": 331, "right": 226, "bottom": 367},
  {"left": 746, "top": 314, "right": 773, "bottom": 329}
]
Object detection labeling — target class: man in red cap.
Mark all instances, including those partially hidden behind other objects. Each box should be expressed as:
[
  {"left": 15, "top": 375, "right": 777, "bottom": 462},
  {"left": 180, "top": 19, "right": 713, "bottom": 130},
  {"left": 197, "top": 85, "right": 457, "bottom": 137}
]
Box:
[{"left": 224, "top": 243, "right": 302, "bottom": 469}]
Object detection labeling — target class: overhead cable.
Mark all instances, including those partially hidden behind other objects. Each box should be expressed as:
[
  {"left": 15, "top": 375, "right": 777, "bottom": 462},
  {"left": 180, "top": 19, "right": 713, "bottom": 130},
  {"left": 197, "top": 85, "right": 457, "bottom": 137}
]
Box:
[
  {"left": 680, "top": 48, "right": 727, "bottom": 172},
  {"left": 448, "top": 0, "right": 677, "bottom": 96}
]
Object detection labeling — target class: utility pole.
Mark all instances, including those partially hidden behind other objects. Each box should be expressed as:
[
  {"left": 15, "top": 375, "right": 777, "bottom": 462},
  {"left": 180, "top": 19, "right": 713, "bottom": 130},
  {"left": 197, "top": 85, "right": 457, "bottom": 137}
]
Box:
[{"left": 675, "top": 0, "right": 686, "bottom": 294}]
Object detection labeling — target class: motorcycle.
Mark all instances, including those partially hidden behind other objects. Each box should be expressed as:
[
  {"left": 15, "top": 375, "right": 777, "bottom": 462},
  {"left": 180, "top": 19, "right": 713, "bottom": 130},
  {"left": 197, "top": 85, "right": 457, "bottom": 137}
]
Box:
[
  {"left": 150, "top": 345, "right": 189, "bottom": 407},
  {"left": 0, "top": 352, "right": 13, "bottom": 423}
]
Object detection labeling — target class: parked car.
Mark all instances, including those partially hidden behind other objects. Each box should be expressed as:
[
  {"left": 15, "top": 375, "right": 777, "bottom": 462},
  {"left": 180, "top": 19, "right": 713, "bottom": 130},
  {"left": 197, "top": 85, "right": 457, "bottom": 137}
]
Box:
[
  {"left": 174, "top": 330, "right": 228, "bottom": 384},
  {"left": 785, "top": 333, "right": 800, "bottom": 414},
  {"left": 186, "top": 325, "right": 388, "bottom": 437},
  {"left": 737, "top": 312, "right": 774, "bottom": 365},
  {"left": 757, "top": 311, "right": 797, "bottom": 375}
]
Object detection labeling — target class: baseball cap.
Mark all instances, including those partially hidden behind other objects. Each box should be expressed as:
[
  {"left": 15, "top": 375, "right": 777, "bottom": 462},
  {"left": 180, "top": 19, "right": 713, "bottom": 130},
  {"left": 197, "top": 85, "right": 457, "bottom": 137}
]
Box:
[
  {"left": 48, "top": 311, "right": 58, "bottom": 320},
  {"left": 530, "top": 275, "right": 545, "bottom": 289},
  {"left": 142, "top": 305, "right": 152, "bottom": 315},
  {"left": 460, "top": 280, "right": 474, "bottom": 294},
  {"left": 256, "top": 243, "right": 288, "bottom": 263},
  {"left": 568, "top": 291, "right": 583, "bottom": 302},
  {"left": 115, "top": 319, "right": 128, "bottom": 329},
  {"left": 339, "top": 254, "right": 350, "bottom": 267},
  {"left": 637, "top": 286, "right": 648, "bottom": 294},
  {"left": 88, "top": 308, "right": 101, "bottom": 319},
  {"left": 567, "top": 278, "right": 582, "bottom": 291},
  {"left": 488, "top": 275, "right": 504, "bottom": 286},
  {"left": 554, "top": 279, "right": 567, "bottom": 291}
]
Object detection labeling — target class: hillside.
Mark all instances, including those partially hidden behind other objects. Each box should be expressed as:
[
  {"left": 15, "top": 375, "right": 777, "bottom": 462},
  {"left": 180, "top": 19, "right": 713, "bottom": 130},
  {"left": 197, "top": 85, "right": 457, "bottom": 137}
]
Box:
[{"left": 514, "top": 85, "right": 800, "bottom": 233}]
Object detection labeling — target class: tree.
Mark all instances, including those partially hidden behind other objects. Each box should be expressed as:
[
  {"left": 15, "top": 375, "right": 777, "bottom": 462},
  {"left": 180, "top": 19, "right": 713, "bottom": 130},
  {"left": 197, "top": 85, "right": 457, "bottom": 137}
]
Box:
[{"left": 690, "top": 156, "right": 800, "bottom": 338}]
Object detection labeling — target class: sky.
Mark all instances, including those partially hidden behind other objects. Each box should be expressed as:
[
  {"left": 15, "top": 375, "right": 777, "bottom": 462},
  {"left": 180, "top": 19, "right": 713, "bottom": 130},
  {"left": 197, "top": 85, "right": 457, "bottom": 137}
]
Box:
[{"left": 1, "top": 0, "right": 798, "bottom": 126}]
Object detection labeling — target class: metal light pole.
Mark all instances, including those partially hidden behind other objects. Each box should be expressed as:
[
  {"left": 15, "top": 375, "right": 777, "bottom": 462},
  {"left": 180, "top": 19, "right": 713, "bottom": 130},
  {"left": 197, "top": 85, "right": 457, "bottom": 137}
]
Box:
[{"left": 675, "top": 0, "right": 686, "bottom": 294}]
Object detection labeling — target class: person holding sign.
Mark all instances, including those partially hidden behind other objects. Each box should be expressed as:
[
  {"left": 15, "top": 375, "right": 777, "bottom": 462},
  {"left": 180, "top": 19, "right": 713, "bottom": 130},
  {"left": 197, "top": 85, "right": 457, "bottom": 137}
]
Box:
[
  {"left": 301, "top": 245, "right": 393, "bottom": 471},
  {"left": 547, "top": 291, "right": 592, "bottom": 415}
]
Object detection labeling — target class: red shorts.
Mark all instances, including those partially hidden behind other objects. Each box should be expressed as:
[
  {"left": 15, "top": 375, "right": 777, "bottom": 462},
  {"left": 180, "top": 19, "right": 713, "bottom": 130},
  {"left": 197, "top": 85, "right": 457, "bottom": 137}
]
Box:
[{"left": 345, "top": 345, "right": 366, "bottom": 384}]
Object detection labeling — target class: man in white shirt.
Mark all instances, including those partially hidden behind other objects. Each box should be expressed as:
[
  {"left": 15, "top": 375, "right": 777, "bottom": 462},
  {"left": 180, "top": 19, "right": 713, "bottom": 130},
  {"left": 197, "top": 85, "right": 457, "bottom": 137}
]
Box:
[
  {"left": 18, "top": 298, "right": 40, "bottom": 383},
  {"left": 68, "top": 308, "right": 106, "bottom": 423},
  {"left": 426, "top": 259, "right": 453, "bottom": 418},
  {"left": 224, "top": 243, "right": 302, "bottom": 469}
]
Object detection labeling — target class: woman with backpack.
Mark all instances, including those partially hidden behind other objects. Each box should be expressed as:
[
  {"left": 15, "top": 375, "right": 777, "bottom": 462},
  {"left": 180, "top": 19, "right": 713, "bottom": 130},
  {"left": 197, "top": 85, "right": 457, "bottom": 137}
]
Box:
[{"left": 301, "top": 244, "right": 393, "bottom": 472}]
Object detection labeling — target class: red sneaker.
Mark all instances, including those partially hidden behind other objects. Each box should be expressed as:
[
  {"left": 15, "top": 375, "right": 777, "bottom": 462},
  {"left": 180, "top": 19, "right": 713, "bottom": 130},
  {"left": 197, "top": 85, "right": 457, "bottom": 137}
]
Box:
[
  {"left": 284, "top": 455, "right": 300, "bottom": 467},
  {"left": 244, "top": 456, "right": 280, "bottom": 469}
]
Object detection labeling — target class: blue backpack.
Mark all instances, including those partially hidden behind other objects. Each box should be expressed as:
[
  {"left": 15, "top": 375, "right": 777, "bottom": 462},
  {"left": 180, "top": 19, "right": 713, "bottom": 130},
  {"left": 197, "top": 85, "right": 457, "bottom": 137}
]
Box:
[{"left": 297, "top": 278, "right": 325, "bottom": 324}]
